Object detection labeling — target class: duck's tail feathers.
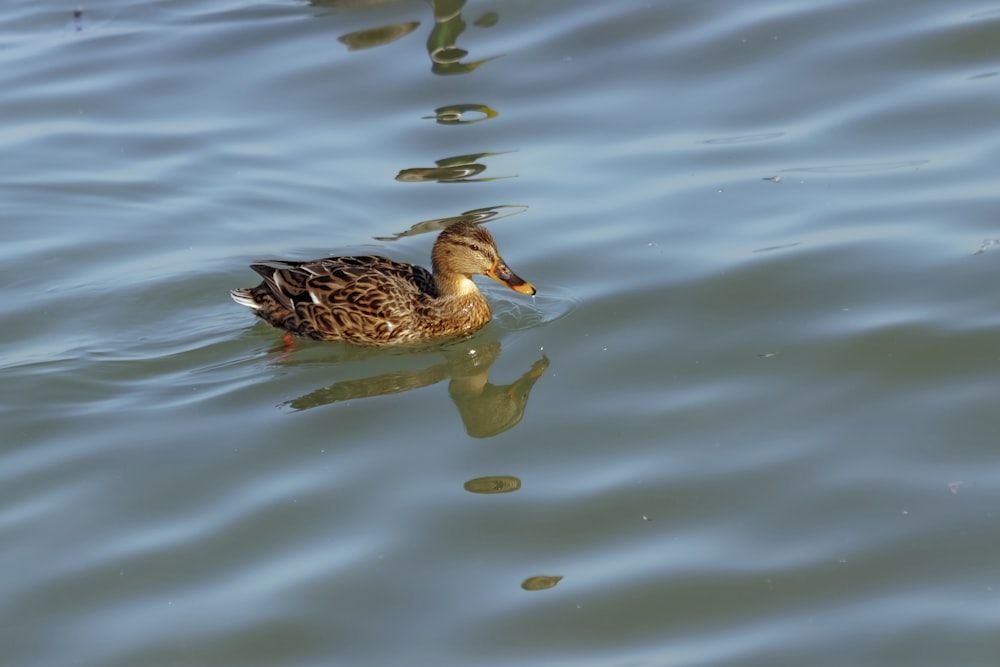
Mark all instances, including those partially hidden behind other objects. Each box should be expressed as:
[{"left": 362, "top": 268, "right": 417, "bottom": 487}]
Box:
[{"left": 230, "top": 288, "right": 262, "bottom": 310}]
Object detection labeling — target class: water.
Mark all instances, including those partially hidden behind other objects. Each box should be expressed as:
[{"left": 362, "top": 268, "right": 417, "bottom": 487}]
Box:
[{"left": 3, "top": 0, "right": 1000, "bottom": 665}]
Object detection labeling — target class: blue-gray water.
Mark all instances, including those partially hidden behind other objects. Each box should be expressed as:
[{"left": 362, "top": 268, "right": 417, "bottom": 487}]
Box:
[{"left": 3, "top": 1, "right": 1000, "bottom": 665}]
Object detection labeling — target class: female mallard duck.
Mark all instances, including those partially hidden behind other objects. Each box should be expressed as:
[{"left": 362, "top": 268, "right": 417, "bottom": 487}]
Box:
[{"left": 231, "top": 221, "right": 536, "bottom": 345}]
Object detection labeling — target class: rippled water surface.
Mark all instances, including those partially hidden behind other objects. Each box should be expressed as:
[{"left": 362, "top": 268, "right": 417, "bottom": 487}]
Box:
[{"left": 4, "top": 0, "right": 1000, "bottom": 665}]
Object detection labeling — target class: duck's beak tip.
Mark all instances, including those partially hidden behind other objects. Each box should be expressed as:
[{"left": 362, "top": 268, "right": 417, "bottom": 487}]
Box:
[
  {"left": 511, "top": 281, "right": 537, "bottom": 296},
  {"left": 487, "top": 262, "right": 536, "bottom": 296}
]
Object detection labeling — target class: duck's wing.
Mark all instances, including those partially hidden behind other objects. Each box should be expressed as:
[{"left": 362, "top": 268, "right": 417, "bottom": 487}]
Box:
[
  {"left": 246, "top": 256, "right": 438, "bottom": 343},
  {"left": 250, "top": 255, "right": 437, "bottom": 308}
]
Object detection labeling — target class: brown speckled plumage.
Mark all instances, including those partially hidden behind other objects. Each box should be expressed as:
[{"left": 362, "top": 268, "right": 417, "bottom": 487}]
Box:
[{"left": 231, "top": 221, "right": 536, "bottom": 345}]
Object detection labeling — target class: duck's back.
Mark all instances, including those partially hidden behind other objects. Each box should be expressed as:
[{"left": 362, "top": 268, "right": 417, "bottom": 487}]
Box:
[{"left": 238, "top": 255, "right": 442, "bottom": 344}]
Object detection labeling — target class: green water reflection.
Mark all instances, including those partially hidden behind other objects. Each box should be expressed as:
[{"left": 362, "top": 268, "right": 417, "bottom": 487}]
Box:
[
  {"left": 319, "top": 0, "right": 501, "bottom": 75},
  {"left": 373, "top": 204, "right": 527, "bottom": 241},
  {"left": 424, "top": 103, "right": 498, "bottom": 125},
  {"left": 396, "top": 151, "right": 515, "bottom": 183},
  {"left": 337, "top": 21, "right": 419, "bottom": 51}
]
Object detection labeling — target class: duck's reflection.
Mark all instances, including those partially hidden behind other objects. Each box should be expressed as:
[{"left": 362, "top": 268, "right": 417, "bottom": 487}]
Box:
[{"left": 285, "top": 338, "right": 548, "bottom": 438}]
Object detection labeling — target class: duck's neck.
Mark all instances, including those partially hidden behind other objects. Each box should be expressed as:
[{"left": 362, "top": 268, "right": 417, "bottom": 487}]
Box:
[
  {"left": 433, "top": 274, "right": 492, "bottom": 330},
  {"left": 435, "top": 272, "right": 479, "bottom": 298}
]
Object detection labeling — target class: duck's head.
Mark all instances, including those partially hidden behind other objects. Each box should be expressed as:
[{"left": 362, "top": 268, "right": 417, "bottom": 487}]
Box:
[{"left": 432, "top": 221, "right": 536, "bottom": 296}]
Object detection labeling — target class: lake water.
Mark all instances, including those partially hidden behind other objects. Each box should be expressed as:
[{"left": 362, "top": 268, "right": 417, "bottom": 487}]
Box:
[{"left": 3, "top": 0, "right": 1000, "bottom": 665}]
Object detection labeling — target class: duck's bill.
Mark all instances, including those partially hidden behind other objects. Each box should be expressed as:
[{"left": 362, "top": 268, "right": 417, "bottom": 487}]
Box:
[{"left": 487, "top": 261, "right": 536, "bottom": 295}]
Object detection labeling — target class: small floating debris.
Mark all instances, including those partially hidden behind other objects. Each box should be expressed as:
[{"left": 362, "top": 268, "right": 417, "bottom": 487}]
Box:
[
  {"left": 757, "top": 352, "right": 778, "bottom": 358},
  {"left": 974, "top": 239, "right": 1000, "bottom": 255},
  {"left": 762, "top": 175, "right": 782, "bottom": 183},
  {"left": 463, "top": 476, "right": 521, "bottom": 494},
  {"left": 521, "top": 575, "right": 563, "bottom": 591},
  {"left": 948, "top": 481, "right": 964, "bottom": 495}
]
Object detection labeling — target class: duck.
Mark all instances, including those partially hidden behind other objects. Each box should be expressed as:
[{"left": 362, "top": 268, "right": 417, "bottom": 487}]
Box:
[{"left": 231, "top": 221, "right": 536, "bottom": 345}]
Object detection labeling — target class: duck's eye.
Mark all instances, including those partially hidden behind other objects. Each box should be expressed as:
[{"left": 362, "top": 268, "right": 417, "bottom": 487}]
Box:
[{"left": 469, "top": 244, "right": 480, "bottom": 253}]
